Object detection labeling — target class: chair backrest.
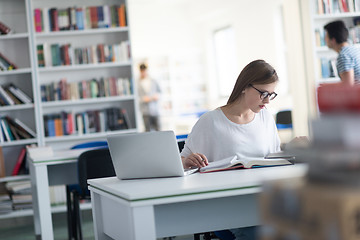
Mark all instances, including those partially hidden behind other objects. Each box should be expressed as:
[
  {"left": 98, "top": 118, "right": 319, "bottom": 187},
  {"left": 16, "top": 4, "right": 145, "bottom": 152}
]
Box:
[
  {"left": 276, "top": 110, "right": 293, "bottom": 129},
  {"left": 77, "top": 148, "right": 115, "bottom": 197},
  {"left": 176, "top": 134, "right": 188, "bottom": 153}
]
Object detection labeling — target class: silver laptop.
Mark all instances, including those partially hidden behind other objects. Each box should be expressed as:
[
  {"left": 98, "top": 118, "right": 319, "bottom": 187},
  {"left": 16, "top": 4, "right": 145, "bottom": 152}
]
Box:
[{"left": 107, "top": 131, "right": 197, "bottom": 179}]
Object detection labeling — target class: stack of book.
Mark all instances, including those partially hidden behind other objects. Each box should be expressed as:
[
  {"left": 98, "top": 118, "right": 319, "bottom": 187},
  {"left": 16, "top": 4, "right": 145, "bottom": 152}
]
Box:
[
  {"left": 0, "top": 116, "right": 36, "bottom": 143},
  {"left": 0, "top": 52, "right": 17, "bottom": 71},
  {"left": 5, "top": 180, "right": 32, "bottom": 211},
  {"left": 0, "top": 183, "right": 12, "bottom": 214},
  {"left": 0, "top": 83, "right": 33, "bottom": 106}
]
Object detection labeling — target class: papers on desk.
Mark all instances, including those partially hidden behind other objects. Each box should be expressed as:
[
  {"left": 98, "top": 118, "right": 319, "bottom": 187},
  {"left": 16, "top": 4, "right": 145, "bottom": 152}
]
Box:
[
  {"left": 27, "top": 146, "right": 91, "bottom": 162},
  {"left": 26, "top": 145, "right": 54, "bottom": 159}
]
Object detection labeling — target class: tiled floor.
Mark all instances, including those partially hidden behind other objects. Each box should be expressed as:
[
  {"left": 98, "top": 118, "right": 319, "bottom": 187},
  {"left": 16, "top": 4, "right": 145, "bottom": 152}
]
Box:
[{"left": 0, "top": 209, "right": 196, "bottom": 240}]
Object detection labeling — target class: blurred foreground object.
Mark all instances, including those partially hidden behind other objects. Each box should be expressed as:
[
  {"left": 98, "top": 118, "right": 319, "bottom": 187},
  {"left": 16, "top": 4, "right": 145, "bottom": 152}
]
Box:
[
  {"left": 260, "top": 179, "right": 360, "bottom": 240},
  {"left": 317, "top": 84, "right": 360, "bottom": 113}
]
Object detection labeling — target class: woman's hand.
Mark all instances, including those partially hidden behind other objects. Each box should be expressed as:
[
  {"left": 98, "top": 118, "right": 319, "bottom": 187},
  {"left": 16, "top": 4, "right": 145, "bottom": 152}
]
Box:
[
  {"left": 182, "top": 153, "right": 209, "bottom": 169},
  {"left": 286, "top": 136, "right": 310, "bottom": 149}
]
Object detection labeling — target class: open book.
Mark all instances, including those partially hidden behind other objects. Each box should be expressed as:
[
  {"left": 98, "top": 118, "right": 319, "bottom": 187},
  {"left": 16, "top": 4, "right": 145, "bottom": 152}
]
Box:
[{"left": 199, "top": 155, "right": 293, "bottom": 173}]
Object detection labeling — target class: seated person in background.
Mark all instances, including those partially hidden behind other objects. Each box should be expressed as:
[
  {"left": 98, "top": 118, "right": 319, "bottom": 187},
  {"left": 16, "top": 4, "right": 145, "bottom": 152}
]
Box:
[{"left": 180, "top": 59, "right": 283, "bottom": 240}]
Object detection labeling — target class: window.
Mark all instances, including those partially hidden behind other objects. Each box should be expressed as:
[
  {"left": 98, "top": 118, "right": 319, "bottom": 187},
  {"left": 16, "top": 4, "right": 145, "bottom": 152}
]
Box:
[{"left": 213, "top": 26, "right": 239, "bottom": 97}]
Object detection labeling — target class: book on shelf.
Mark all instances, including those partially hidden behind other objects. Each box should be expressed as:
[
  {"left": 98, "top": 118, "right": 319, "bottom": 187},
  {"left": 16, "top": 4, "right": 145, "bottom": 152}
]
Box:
[
  {"left": 5, "top": 180, "right": 31, "bottom": 193},
  {"left": 34, "top": 5, "right": 128, "bottom": 33},
  {"left": 199, "top": 155, "right": 293, "bottom": 173},
  {"left": 43, "top": 107, "right": 131, "bottom": 137},
  {"left": 0, "top": 85, "right": 14, "bottom": 105},
  {"left": 0, "top": 21, "right": 12, "bottom": 35},
  {"left": 11, "top": 148, "right": 26, "bottom": 176},
  {"left": 3, "top": 116, "right": 34, "bottom": 140},
  {"left": 40, "top": 76, "right": 131, "bottom": 102},
  {"left": 6, "top": 84, "right": 32, "bottom": 104},
  {"left": 0, "top": 52, "right": 17, "bottom": 71},
  {"left": 0, "top": 147, "right": 4, "bottom": 177}
]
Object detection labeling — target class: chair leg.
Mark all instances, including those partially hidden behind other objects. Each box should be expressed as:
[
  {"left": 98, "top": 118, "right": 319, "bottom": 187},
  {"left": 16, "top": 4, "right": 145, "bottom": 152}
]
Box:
[
  {"left": 203, "top": 232, "right": 212, "bottom": 240},
  {"left": 66, "top": 186, "right": 74, "bottom": 240},
  {"left": 73, "top": 191, "right": 83, "bottom": 240}
]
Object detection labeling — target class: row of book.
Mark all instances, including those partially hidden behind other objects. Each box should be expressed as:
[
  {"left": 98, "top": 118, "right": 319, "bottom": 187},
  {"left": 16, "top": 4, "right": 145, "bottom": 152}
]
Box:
[
  {"left": 0, "top": 52, "right": 17, "bottom": 71},
  {"left": 319, "top": 58, "right": 337, "bottom": 78},
  {"left": 34, "top": 4, "right": 127, "bottom": 33},
  {"left": 315, "top": 24, "right": 360, "bottom": 47},
  {"left": 0, "top": 83, "right": 32, "bottom": 106},
  {"left": 37, "top": 41, "right": 130, "bottom": 67},
  {"left": 316, "top": 0, "right": 360, "bottom": 14},
  {"left": 0, "top": 116, "right": 36, "bottom": 143},
  {"left": 40, "top": 77, "right": 131, "bottom": 102},
  {"left": 43, "top": 107, "right": 131, "bottom": 137}
]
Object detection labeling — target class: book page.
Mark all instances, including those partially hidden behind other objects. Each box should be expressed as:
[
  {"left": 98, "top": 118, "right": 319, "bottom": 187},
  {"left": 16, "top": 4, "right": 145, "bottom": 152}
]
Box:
[
  {"left": 241, "top": 158, "right": 292, "bottom": 168},
  {"left": 200, "top": 156, "right": 238, "bottom": 172}
]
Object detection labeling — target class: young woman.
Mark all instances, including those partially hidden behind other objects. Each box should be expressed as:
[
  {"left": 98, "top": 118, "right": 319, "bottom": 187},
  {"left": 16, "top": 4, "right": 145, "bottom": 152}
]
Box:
[
  {"left": 180, "top": 59, "right": 281, "bottom": 240},
  {"left": 181, "top": 59, "right": 281, "bottom": 169}
]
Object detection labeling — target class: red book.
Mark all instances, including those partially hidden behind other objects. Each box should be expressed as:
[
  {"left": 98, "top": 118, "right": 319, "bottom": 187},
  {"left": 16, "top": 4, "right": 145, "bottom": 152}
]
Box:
[
  {"left": 34, "top": 8, "right": 43, "bottom": 32},
  {"left": 340, "top": 0, "right": 349, "bottom": 12},
  {"left": 11, "top": 148, "right": 26, "bottom": 176},
  {"left": 317, "top": 85, "right": 360, "bottom": 112},
  {"left": 90, "top": 6, "right": 98, "bottom": 29}
]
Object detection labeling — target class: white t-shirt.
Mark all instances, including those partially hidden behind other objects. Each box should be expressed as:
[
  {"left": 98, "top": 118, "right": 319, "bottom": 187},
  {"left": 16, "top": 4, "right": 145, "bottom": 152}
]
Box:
[{"left": 180, "top": 108, "right": 281, "bottom": 162}]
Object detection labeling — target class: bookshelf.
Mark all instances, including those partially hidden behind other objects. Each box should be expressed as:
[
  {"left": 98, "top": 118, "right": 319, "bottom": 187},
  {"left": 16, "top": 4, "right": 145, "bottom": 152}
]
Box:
[
  {"left": 0, "top": 0, "right": 139, "bottom": 220},
  {"left": 310, "top": 0, "right": 360, "bottom": 86},
  {"left": 0, "top": 0, "right": 39, "bottom": 178},
  {"left": 31, "top": 0, "right": 139, "bottom": 149}
]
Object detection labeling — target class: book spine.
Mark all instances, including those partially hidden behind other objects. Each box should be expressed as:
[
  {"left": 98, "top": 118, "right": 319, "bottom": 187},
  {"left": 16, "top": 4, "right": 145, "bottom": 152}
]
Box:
[
  {"left": 14, "top": 118, "right": 36, "bottom": 137},
  {"left": 0, "top": 85, "right": 14, "bottom": 105},
  {"left": 0, "top": 21, "right": 12, "bottom": 34},
  {"left": 11, "top": 148, "right": 26, "bottom": 176},
  {"left": 8, "top": 84, "right": 32, "bottom": 103},
  {"left": 1, "top": 119, "right": 10, "bottom": 141}
]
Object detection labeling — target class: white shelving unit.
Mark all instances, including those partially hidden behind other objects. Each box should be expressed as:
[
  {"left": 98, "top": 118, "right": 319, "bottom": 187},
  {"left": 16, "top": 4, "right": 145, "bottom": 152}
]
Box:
[
  {"left": 309, "top": 0, "right": 360, "bottom": 86},
  {"left": 0, "top": 0, "right": 139, "bottom": 220},
  {"left": 30, "top": 0, "right": 139, "bottom": 149},
  {"left": 0, "top": 0, "right": 40, "bottom": 177}
]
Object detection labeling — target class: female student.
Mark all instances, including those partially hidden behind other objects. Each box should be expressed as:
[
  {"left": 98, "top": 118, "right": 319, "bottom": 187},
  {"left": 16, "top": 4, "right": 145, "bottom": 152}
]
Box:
[
  {"left": 180, "top": 59, "right": 281, "bottom": 240},
  {"left": 181, "top": 59, "right": 281, "bottom": 169}
]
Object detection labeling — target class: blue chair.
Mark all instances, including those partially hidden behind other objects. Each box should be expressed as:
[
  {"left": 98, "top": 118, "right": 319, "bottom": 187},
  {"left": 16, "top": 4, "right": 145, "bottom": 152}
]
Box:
[{"left": 276, "top": 110, "right": 293, "bottom": 130}]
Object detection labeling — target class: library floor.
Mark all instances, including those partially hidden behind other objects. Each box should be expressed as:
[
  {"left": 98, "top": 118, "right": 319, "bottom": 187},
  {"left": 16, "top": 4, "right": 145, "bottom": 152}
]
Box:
[{"left": 0, "top": 210, "right": 195, "bottom": 240}]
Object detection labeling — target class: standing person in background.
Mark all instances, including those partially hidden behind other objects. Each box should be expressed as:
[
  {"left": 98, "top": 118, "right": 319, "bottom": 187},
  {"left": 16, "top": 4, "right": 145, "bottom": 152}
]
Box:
[
  {"left": 324, "top": 20, "right": 360, "bottom": 85},
  {"left": 138, "top": 63, "right": 161, "bottom": 131}
]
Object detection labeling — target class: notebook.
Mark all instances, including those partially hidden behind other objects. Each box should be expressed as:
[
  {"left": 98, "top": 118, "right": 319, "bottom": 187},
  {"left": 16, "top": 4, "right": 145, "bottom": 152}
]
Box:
[{"left": 107, "top": 131, "right": 198, "bottom": 179}]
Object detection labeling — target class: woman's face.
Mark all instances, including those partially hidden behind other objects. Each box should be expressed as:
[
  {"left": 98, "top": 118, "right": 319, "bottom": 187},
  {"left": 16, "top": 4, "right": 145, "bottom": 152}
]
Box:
[{"left": 243, "top": 81, "right": 278, "bottom": 113}]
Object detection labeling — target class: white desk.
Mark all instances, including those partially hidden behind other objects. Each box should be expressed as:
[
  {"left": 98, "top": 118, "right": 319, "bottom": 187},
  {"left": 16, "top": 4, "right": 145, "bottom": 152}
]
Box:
[
  {"left": 88, "top": 164, "right": 307, "bottom": 240},
  {"left": 28, "top": 148, "right": 90, "bottom": 240}
]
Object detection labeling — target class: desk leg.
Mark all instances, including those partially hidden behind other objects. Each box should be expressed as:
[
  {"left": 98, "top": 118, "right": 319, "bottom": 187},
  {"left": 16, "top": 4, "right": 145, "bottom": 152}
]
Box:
[
  {"left": 132, "top": 206, "right": 156, "bottom": 240},
  {"left": 90, "top": 190, "right": 156, "bottom": 240},
  {"left": 91, "top": 190, "right": 112, "bottom": 240},
  {"left": 29, "top": 163, "right": 54, "bottom": 240}
]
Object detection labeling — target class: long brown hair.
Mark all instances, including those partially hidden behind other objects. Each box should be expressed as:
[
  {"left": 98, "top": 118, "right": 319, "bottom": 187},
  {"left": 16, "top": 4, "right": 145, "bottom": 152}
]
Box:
[{"left": 227, "top": 59, "right": 278, "bottom": 105}]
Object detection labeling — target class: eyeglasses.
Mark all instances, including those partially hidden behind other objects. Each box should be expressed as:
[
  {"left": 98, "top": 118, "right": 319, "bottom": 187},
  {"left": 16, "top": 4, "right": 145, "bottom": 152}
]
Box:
[{"left": 249, "top": 84, "right": 278, "bottom": 101}]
